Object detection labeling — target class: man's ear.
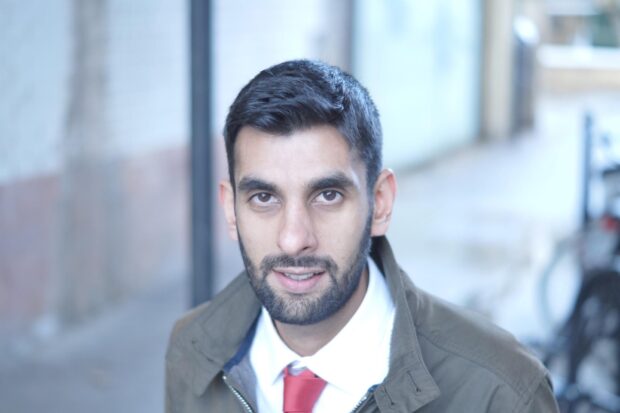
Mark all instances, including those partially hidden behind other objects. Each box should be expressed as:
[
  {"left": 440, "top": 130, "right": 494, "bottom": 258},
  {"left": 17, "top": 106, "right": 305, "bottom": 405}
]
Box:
[
  {"left": 371, "top": 169, "right": 397, "bottom": 237},
  {"left": 219, "top": 180, "right": 238, "bottom": 241}
]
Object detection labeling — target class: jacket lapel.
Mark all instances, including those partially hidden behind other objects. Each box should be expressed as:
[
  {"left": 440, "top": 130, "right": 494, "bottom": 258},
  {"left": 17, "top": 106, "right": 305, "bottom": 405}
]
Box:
[
  {"left": 173, "top": 272, "right": 261, "bottom": 396},
  {"left": 371, "top": 236, "right": 440, "bottom": 411}
]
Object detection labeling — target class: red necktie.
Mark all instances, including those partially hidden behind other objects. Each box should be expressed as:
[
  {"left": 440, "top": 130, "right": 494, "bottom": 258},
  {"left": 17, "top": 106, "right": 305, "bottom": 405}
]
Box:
[{"left": 283, "top": 367, "right": 327, "bottom": 413}]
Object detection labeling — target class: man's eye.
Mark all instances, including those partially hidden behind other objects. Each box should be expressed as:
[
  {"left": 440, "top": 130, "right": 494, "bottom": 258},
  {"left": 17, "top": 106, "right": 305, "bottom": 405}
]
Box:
[
  {"left": 250, "top": 192, "right": 276, "bottom": 205},
  {"left": 315, "top": 190, "right": 342, "bottom": 204}
]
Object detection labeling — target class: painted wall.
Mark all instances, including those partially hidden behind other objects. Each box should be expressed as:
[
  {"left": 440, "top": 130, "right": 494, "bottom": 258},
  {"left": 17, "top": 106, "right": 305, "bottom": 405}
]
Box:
[
  {"left": 0, "top": 0, "right": 189, "bottom": 347},
  {"left": 353, "top": 0, "right": 483, "bottom": 168}
]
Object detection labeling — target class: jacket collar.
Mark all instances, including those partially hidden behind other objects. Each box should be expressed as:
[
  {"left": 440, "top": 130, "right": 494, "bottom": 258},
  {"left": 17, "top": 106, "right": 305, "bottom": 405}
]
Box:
[
  {"left": 370, "top": 236, "right": 440, "bottom": 411},
  {"left": 175, "top": 274, "right": 261, "bottom": 396},
  {"left": 176, "top": 236, "right": 440, "bottom": 410}
]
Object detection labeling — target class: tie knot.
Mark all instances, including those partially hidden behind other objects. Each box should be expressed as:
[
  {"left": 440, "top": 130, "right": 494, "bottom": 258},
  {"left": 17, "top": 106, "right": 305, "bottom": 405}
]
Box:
[{"left": 283, "top": 367, "right": 327, "bottom": 413}]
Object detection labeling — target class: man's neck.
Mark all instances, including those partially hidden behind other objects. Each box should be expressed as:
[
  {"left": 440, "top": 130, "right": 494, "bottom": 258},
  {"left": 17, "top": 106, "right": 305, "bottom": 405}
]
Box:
[{"left": 273, "top": 269, "right": 369, "bottom": 357}]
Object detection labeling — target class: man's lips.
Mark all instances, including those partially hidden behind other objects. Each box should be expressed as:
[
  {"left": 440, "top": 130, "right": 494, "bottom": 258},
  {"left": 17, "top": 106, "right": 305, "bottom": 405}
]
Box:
[
  {"left": 273, "top": 267, "right": 325, "bottom": 281},
  {"left": 273, "top": 267, "right": 325, "bottom": 294}
]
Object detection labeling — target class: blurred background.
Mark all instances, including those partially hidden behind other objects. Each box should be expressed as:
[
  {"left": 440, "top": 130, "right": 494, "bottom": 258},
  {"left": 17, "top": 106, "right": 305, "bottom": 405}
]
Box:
[{"left": 1, "top": 0, "right": 620, "bottom": 412}]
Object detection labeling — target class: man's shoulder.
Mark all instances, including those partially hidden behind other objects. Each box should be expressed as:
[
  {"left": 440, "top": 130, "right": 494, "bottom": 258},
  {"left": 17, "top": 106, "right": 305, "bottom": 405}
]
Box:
[
  {"left": 168, "top": 273, "right": 259, "bottom": 356},
  {"left": 166, "top": 272, "right": 260, "bottom": 399},
  {"left": 168, "top": 272, "right": 252, "bottom": 346},
  {"left": 168, "top": 300, "right": 211, "bottom": 346},
  {"left": 409, "top": 283, "right": 549, "bottom": 404}
]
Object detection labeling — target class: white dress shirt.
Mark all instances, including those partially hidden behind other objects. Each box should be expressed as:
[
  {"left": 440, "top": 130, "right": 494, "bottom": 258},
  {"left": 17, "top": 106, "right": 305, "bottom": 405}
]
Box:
[{"left": 249, "top": 257, "right": 396, "bottom": 413}]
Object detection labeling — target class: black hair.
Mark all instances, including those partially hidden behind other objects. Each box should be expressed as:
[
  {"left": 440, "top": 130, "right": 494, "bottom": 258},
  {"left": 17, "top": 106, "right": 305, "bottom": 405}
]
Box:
[{"left": 223, "top": 59, "right": 383, "bottom": 192}]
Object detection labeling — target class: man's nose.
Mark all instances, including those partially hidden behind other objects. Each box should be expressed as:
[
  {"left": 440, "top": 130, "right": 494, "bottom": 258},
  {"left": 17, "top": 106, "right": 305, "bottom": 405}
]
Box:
[{"left": 277, "top": 203, "right": 318, "bottom": 256}]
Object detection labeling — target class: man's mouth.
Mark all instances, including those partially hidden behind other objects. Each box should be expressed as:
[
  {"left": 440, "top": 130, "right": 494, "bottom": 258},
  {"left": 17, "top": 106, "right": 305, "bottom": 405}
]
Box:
[
  {"left": 281, "top": 271, "right": 322, "bottom": 281},
  {"left": 273, "top": 268, "right": 325, "bottom": 281}
]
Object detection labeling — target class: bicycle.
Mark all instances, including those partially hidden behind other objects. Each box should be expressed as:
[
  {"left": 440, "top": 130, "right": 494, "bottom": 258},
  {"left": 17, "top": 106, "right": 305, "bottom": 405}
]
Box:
[{"left": 538, "top": 112, "right": 620, "bottom": 413}]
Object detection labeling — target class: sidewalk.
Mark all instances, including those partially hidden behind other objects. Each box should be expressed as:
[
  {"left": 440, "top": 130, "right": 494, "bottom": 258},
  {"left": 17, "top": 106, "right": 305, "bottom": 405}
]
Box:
[
  {"left": 389, "top": 92, "right": 619, "bottom": 342},
  {"left": 0, "top": 279, "right": 186, "bottom": 413},
  {"left": 2, "top": 92, "right": 618, "bottom": 413}
]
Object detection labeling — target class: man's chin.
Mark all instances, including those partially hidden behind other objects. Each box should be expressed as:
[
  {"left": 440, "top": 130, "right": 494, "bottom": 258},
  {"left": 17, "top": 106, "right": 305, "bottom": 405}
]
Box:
[{"left": 258, "top": 285, "right": 330, "bottom": 325}]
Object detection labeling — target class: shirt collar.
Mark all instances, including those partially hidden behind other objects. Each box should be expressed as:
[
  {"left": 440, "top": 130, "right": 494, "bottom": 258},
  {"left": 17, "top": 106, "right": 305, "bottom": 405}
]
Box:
[
  {"left": 249, "top": 257, "right": 396, "bottom": 397},
  {"left": 250, "top": 305, "right": 300, "bottom": 386}
]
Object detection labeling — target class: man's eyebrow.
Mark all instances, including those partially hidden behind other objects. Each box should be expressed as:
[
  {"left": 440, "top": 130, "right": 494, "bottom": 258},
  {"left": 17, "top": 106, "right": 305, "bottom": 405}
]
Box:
[
  {"left": 237, "top": 176, "right": 278, "bottom": 193},
  {"left": 307, "top": 172, "right": 356, "bottom": 193}
]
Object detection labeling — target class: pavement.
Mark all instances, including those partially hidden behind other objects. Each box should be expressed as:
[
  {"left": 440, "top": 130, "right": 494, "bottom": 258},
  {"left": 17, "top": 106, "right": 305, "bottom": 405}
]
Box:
[
  {"left": 0, "top": 280, "right": 185, "bottom": 413},
  {"left": 2, "top": 92, "right": 619, "bottom": 413}
]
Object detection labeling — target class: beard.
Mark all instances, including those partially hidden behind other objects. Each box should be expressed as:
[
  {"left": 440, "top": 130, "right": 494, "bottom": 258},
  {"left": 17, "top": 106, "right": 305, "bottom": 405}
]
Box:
[{"left": 238, "top": 216, "right": 372, "bottom": 326}]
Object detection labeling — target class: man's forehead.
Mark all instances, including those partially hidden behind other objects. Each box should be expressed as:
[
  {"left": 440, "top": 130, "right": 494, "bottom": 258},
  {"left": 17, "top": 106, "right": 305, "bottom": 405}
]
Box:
[
  {"left": 233, "top": 125, "right": 366, "bottom": 188},
  {"left": 234, "top": 125, "right": 351, "bottom": 151},
  {"left": 234, "top": 126, "right": 360, "bottom": 167}
]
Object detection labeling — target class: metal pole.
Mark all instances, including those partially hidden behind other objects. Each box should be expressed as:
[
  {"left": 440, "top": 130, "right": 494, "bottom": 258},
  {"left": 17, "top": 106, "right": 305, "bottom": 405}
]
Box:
[
  {"left": 582, "top": 112, "right": 593, "bottom": 228},
  {"left": 190, "top": 0, "right": 213, "bottom": 307}
]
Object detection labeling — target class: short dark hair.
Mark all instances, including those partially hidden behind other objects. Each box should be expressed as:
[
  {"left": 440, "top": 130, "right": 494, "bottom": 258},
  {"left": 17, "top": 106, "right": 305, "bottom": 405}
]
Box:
[{"left": 223, "top": 59, "right": 383, "bottom": 191}]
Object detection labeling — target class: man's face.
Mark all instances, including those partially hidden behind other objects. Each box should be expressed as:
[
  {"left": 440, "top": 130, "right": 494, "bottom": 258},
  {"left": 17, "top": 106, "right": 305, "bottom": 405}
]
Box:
[{"left": 229, "top": 125, "right": 372, "bottom": 325}]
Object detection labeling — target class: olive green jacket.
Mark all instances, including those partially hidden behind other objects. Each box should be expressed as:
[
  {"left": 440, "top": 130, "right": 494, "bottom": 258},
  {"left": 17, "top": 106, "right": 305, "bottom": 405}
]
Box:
[{"left": 166, "top": 236, "right": 559, "bottom": 412}]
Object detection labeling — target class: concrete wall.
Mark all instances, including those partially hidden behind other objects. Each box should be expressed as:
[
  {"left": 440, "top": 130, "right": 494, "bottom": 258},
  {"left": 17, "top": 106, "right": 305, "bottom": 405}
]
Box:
[
  {"left": 480, "top": 0, "right": 516, "bottom": 141},
  {"left": 0, "top": 0, "right": 189, "bottom": 347},
  {"left": 353, "top": 0, "right": 483, "bottom": 168},
  {"left": 538, "top": 45, "right": 620, "bottom": 92}
]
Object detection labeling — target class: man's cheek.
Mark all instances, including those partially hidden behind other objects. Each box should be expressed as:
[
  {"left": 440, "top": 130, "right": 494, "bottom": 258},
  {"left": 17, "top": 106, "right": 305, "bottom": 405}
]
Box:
[
  {"left": 238, "top": 224, "right": 270, "bottom": 257},
  {"left": 316, "top": 214, "right": 364, "bottom": 243}
]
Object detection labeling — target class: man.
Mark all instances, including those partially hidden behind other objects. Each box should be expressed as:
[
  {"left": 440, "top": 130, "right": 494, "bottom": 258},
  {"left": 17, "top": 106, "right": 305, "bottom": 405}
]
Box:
[{"left": 166, "top": 60, "right": 559, "bottom": 412}]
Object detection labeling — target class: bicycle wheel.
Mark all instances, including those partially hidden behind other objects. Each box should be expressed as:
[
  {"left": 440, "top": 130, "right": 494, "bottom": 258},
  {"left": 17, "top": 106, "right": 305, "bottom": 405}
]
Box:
[{"left": 547, "top": 269, "right": 620, "bottom": 413}]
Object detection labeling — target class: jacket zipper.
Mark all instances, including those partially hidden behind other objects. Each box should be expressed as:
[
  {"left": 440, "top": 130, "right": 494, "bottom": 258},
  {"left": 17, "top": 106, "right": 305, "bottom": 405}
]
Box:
[
  {"left": 350, "top": 391, "right": 371, "bottom": 413},
  {"left": 222, "top": 374, "right": 255, "bottom": 413}
]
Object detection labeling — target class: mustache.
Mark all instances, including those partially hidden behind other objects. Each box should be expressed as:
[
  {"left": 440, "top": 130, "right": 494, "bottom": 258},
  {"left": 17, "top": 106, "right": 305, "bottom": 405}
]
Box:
[{"left": 260, "top": 254, "right": 338, "bottom": 276}]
